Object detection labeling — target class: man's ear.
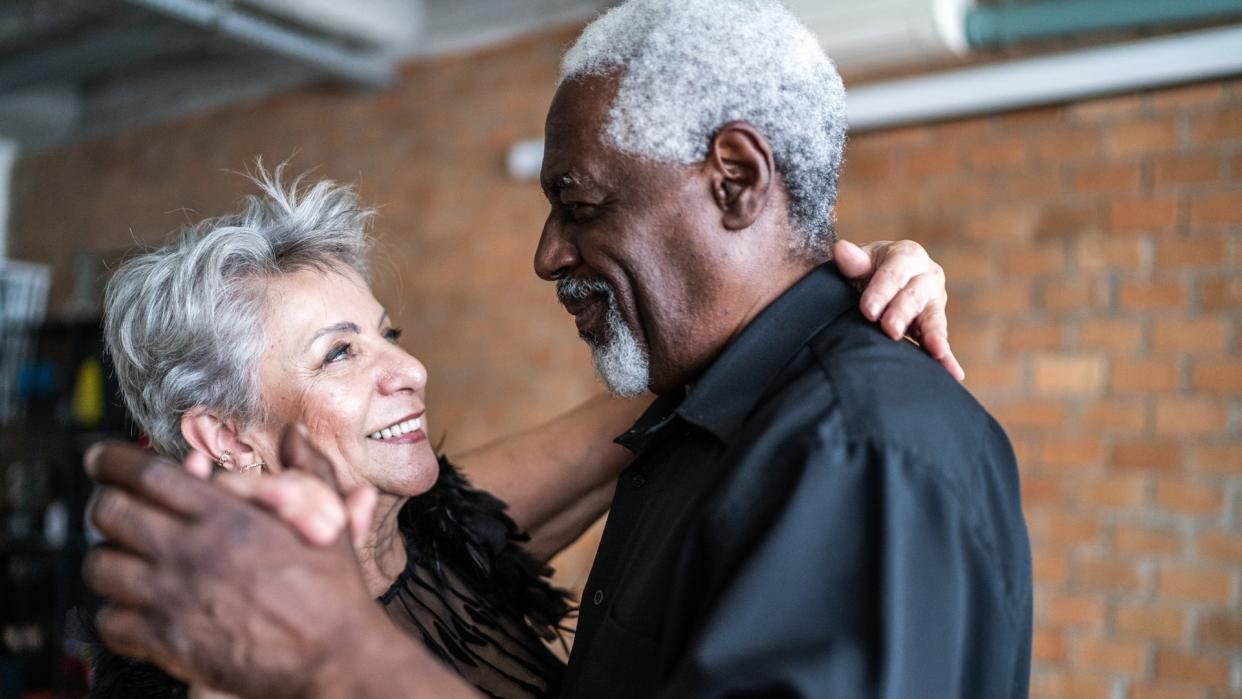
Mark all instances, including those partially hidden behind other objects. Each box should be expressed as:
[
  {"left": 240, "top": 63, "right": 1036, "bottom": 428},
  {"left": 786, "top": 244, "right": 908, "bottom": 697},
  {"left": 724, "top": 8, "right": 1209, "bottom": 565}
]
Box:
[
  {"left": 180, "top": 408, "right": 258, "bottom": 472},
  {"left": 707, "top": 121, "right": 775, "bottom": 231}
]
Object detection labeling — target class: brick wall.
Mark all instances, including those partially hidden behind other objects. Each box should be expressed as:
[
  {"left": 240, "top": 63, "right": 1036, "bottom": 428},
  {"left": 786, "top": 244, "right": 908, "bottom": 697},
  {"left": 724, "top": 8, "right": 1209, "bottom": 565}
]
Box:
[
  {"left": 10, "top": 26, "right": 1241, "bottom": 697},
  {"left": 837, "top": 81, "right": 1242, "bottom": 699}
]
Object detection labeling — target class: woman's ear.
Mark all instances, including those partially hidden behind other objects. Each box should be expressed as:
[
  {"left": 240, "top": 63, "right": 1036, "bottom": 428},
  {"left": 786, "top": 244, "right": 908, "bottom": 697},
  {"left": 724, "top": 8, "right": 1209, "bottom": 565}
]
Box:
[
  {"left": 707, "top": 121, "right": 775, "bottom": 231},
  {"left": 180, "top": 408, "right": 259, "bottom": 472}
]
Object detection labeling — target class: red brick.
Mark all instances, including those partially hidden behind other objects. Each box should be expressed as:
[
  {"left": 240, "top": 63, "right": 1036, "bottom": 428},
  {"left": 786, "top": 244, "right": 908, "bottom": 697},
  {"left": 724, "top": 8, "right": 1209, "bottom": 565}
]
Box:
[
  {"left": 1188, "top": 190, "right": 1242, "bottom": 226},
  {"left": 1154, "top": 649, "right": 1231, "bottom": 687},
  {"left": 1154, "top": 399, "right": 1227, "bottom": 436},
  {"left": 1075, "top": 236, "right": 1146, "bottom": 271},
  {"left": 1002, "top": 244, "right": 1066, "bottom": 276},
  {"left": 1075, "top": 555, "right": 1144, "bottom": 591},
  {"left": 1196, "top": 529, "right": 1242, "bottom": 564},
  {"left": 1114, "top": 604, "right": 1186, "bottom": 643},
  {"left": 948, "top": 320, "right": 1000, "bottom": 357},
  {"left": 1111, "top": 441, "right": 1182, "bottom": 472},
  {"left": 1107, "top": 118, "right": 1180, "bottom": 155},
  {"left": 962, "top": 358, "right": 1022, "bottom": 392},
  {"left": 967, "top": 281, "right": 1032, "bottom": 315},
  {"left": 1149, "top": 81, "right": 1226, "bottom": 110},
  {"left": 938, "top": 249, "right": 995, "bottom": 285},
  {"left": 1118, "top": 280, "right": 1187, "bottom": 311},
  {"left": 1032, "top": 671, "right": 1113, "bottom": 699},
  {"left": 1190, "top": 445, "right": 1242, "bottom": 475},
  {"left": 1032, "top": 627, "right": 1066, "bottom": 663},
  {"left": 1073, "top": 635, "right": 1148, "bottom": 674},
  {"left": 1197, "top": 612, "right": 1242, "bottom": 649},
  {"left": 1022, "top": 475, "right": 1065, "bottom": 509},
  {"left": 1110, "top": 358, "right": 1179, "bottom": 392},
  {"left": 902, "top": 146, "right": 960, "bottom": 177},
  {"left": 1036, "top": 202, "right": 1099, "bottom": 238},
  {"left": 1043, "top": 278, "right": 1108, "bottom": 313},
  {"left": 1033, "top": 355, "right": 1106, "bottom": 396},
  {"left": 1030, "top": 511, "right": 1101, "bottom": 549},
  {"left": 841, "top": 152, "right": 894, "bottom": 182},
  {"left": 1032, "top": 128, "right": 1101, "bottom": 162},
  {"left": 1190, "top": 359, "right": 1242, "bottom": 394},
  {"left": 1040, "top": 436, "right": 1106, "bottom": 470},
  {"left": 994, "top": 400, "right": 1067, "bottom": 431},
  {"left": 1113, "top": 523, "right": 1182, "bottom": 557},
  {"left": 1152, "top": 152, "right": 1223, "bottom": 186},
  {"left": 1004, "top": 322, "right": 1063, "bottom": 352},
  {"left": 1043, "top": 591, "right": 1108, "bottom": 630},
  {"left": 1107, "top": 197, "right": 1179, "bottom": 234},
  {"left": 1078, "top": 318, "right": 1144, "bottom": 353},
  {"left": 966, "top": 135, "right": 1029, "bottom": 170},
  {"left": 1189, "top": 105, "right": 1242, "bottom": 143},
  {"left": 1001, "top": 169, "right": 1065, "bottom": 199},
  {"left": 1070, "top": 93, "right": 1143, "bottom": 122},
  {"left": 1156, "top": 566, "right": 1233, "bottom": 604},
  {"left": 965, "top": 205, "right": 1039, "bottom": 241},
  {"left": 1129, "top": 682, "right": 1208, "bottom": 699},
  {"left": 1151, "top": 318, "right": 1227, "bottom": 354},
  {"left": 1073, "top": 160, "right": 1142, "bottom": 193},
  {"left": 1155, "top": 234, "right": 1227, "bottom": 267},
  {"left": 1032, "top": 547, "right": 1069, "bottom": 585},
  {"left": 1199, "top": 277, "right": 1242, "bottom": 311},
  {"left": 1077, "top": 473, "right": 1147, "bottom": 508},
  {"left": 1081, "top": 401, "right": 1146, "bottom": 432},
  {"left": 1154, "top": 478, "right": 1224, "bottom": 515}
]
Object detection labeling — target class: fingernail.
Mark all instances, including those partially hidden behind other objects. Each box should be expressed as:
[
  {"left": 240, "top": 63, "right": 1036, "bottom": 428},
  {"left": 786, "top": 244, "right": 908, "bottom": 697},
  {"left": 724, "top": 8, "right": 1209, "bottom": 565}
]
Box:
[
  {"left": 310, "top": 514, "right": 339, "bottom": 544},
  {"left": 84, "top": 443, "right": 104, "bottom": 476},
  {"left": 295, "top": 422, "right": 310, "bottom": 438},
  {"left": 865, "top": 303, "right": 881, "bottom": 319}
]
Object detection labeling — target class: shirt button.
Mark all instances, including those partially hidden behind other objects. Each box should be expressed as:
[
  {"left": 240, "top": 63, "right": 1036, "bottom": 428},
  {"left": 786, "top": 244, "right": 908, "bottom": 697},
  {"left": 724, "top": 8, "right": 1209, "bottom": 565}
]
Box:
[
  {"left": 631, "top": 473, "right": 647, "bottom": 489},
  {"left": 593, "top": 589, "right": 605, "bottom": 606}
]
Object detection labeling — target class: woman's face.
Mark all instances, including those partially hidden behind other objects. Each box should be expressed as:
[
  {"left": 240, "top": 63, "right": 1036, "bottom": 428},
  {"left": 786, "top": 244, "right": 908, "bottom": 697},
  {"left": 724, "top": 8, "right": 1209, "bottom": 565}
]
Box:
[{"left": 242, "top": 267, "right": 438, "bottom": 496}]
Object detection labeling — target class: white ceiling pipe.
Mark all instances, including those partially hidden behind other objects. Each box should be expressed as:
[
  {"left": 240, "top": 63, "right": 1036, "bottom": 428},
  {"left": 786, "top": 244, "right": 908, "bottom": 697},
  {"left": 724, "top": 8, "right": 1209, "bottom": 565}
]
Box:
[
  {"left": 0, "top": 138, "right": 16, "bottom": 260},
  {"left": 506, "top": 24, "right": 1242, "bottom": 179},
  {"left": 848, "top": 24, "right": 1242, "bottom": 131}
]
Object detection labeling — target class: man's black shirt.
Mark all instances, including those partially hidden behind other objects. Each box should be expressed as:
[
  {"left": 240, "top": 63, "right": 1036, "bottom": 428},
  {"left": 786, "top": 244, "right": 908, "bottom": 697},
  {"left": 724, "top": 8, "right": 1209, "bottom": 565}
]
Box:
[{"left": 560, "top": 264, "right": 1032, "bottom": 698}]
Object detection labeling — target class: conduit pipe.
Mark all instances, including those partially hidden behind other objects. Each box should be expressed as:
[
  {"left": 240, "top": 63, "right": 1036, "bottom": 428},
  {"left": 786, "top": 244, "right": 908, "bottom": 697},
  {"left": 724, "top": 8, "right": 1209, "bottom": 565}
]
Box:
[
  {"left": 848, "top": 24, "right": 1242, "bottom": 131},
  {"left": 967, "top": 0, "right": 1242, "bottom": 47},
  {"left": 124, "top": 0, "right": 394, "bottom": 88}
]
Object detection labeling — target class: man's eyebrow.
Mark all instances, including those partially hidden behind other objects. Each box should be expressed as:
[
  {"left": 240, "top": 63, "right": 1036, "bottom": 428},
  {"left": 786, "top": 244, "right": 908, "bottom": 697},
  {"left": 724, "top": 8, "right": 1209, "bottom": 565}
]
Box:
[{"left": 306, "top": 321, "right": 360, "bottom": 350}]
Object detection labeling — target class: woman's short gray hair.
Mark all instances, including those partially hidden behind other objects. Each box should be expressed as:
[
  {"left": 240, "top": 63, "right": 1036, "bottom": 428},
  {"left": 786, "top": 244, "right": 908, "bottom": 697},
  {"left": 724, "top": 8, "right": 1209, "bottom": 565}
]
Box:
[
  {"left": 104, "top": 164, "right": 373, "bottom": 459},
  {"left": 561, "top": 0, "right": 848, "bottom": 259}
]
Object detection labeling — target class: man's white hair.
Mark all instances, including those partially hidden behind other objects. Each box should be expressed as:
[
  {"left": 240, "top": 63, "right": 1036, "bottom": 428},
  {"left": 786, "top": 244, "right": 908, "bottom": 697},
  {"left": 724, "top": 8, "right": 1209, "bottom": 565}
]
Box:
[{"left": 560, "top": 0, "right": 848, "bottom": 258}]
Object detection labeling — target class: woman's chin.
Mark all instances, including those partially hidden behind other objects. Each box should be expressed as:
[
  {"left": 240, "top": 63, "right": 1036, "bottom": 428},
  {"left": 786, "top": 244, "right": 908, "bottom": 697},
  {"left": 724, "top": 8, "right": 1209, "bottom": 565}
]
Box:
[{"left": 365, "top": 436, "right": 440, "bottom": 496}]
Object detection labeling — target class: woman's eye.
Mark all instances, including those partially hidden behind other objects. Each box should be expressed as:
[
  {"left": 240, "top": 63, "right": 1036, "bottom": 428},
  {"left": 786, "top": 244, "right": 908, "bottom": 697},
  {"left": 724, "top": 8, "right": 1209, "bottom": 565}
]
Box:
[
  {"left": 323, "top": 343, "right": 352, "bottom": 365},
  {"left": 384, "top": 327, "right": 403, "bottom": 344}
]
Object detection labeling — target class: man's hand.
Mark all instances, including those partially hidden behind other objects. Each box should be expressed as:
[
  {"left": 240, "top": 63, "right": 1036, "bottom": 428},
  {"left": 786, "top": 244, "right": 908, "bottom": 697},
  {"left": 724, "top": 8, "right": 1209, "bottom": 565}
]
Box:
[
  {"left": 834, "top": 239, "right": 965, "bottom": 381},
  {"left": 82, "top": 429, "right": 399, "bottom": 698}
]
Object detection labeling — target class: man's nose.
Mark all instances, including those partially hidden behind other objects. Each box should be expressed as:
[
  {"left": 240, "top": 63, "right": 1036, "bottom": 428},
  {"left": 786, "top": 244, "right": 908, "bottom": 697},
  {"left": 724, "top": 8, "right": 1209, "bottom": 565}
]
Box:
[{"left": 534, "top": 215, "right": 579, "bottom": 281}]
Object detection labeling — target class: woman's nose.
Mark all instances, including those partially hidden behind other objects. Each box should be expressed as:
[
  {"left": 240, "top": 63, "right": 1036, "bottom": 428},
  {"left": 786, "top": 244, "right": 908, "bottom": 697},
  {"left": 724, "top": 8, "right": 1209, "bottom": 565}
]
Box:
[{"left": 377, "top": 346, "right": 427, "bottom": 395}]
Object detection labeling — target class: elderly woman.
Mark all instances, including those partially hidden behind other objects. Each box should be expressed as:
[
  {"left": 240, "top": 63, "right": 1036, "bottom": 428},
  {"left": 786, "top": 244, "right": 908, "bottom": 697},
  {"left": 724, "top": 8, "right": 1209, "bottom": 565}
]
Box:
[{"left": 90, "top": 167, "right": 956, "bottom": 698}]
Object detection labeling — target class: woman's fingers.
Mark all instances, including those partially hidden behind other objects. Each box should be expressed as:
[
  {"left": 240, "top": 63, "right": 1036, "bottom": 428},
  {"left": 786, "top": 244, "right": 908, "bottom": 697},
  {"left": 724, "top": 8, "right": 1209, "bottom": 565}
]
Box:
[
  {"left": 831, "top": 239, "right": 875, "bottom": 285},
  {"left": 215, "top": 470, "right": 347, "bottom": 547},
  {"left": 911, "top": 300, "right": 966, "bottom": 382}
]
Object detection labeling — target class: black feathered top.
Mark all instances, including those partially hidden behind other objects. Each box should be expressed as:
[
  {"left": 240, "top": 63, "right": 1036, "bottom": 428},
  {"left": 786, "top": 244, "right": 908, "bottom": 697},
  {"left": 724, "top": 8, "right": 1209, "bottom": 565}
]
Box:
[{"left": 89, "top": 456, "right": 573, "bottom": 698}]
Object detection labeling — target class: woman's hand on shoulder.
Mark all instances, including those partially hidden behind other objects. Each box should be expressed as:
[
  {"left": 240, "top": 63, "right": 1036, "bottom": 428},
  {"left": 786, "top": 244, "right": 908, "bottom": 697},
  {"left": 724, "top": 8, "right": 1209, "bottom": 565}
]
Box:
[{"left": 833, "top": 239, "right": 964, "bottom": 382}]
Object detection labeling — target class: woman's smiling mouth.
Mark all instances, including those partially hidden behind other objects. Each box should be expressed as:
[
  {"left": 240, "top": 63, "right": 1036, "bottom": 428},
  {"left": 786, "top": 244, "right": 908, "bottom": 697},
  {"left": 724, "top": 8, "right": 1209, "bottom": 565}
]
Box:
[{"left": 367, "top": 413, "right": 426, "bottom": 442}]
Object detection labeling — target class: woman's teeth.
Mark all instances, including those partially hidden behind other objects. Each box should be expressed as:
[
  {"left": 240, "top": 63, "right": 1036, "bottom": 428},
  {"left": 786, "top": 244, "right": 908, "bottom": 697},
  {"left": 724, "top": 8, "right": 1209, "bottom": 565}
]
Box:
[{"left": 368, "top": 416, "right": 423, "bottom": 440}]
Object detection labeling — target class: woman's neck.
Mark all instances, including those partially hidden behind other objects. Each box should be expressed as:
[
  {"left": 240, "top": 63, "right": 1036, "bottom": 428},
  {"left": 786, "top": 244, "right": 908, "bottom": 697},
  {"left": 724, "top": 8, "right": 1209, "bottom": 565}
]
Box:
[{"left": 355, "top": 491, "right": 409, "bottom": 598}]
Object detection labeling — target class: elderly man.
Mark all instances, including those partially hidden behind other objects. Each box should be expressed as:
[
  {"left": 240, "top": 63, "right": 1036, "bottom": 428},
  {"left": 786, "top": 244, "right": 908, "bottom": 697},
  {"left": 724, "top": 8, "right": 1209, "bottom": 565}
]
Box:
[{"left": 84, "top": 1, "right": 1029, "bottom": 697}]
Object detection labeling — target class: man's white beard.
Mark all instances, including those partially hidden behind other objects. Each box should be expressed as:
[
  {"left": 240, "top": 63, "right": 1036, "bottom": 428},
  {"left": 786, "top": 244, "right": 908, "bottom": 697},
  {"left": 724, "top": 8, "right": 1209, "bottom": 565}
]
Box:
[{"left": 557, "top": 278, "right": 651, "bottom": 397}]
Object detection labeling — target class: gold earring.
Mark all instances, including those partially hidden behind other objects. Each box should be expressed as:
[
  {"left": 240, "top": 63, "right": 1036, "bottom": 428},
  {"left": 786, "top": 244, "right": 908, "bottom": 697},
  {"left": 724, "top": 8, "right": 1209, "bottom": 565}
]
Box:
[{"left": 239, "top": 459, "right": 266, "bottom": 473}]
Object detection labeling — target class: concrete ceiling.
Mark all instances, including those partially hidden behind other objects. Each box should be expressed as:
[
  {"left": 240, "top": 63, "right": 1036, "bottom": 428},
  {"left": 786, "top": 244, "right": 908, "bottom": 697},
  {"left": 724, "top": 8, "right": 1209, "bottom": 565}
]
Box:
[{"left": 0, "top": 0, "right": 612, "bottom": 151}]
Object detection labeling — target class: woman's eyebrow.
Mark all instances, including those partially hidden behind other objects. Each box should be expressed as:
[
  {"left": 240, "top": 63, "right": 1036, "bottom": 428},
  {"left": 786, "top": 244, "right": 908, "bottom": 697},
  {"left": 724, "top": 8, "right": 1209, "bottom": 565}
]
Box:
[
  {"left": 377, "top": 310, "right": 389, "bottom": 328},
  {"left": 306, "top": 321, "right": 360, "bottom": 350}
]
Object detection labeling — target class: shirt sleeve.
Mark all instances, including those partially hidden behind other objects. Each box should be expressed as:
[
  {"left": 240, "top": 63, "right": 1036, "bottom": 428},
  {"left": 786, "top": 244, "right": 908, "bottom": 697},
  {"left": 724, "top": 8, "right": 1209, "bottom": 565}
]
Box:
[{"left": 655, "top": 435, "right": 1018, "bottom": 698}]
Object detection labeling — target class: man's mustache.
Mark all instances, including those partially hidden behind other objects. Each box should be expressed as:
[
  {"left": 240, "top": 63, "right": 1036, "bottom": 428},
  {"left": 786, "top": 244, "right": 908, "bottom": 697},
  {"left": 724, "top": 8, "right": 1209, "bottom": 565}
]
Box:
[{"left": 556, "top": 277, "right": 615, "bottom": 304}]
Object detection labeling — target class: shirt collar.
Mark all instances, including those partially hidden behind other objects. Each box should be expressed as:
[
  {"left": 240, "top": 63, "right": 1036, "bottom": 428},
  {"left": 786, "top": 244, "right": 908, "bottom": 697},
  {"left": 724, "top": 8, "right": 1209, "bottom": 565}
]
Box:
[{"left": 616, "top": 263, "right": 858, "bottom": 453}]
